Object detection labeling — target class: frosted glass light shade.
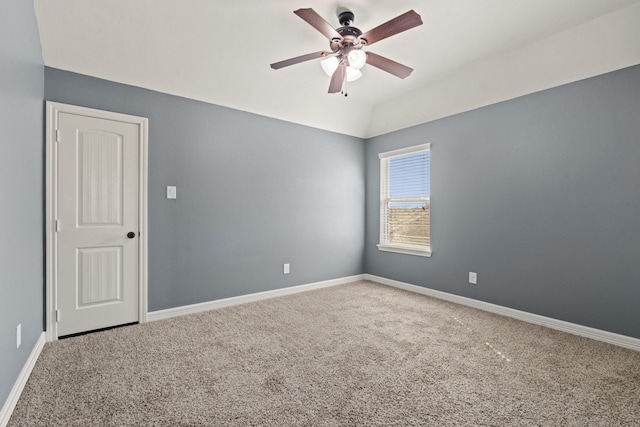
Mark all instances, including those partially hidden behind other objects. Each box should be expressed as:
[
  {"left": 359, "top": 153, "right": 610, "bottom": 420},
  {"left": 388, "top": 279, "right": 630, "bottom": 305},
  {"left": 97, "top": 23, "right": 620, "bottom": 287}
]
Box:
[
  {"left": 320, "top": 57, "right": 339, "bottom": 76},
  {"left": 347, "top": 49, "right": 366, "bottom": 70},
  {"left": 346, "top": 67, "right": 362, "bottom": 82}
]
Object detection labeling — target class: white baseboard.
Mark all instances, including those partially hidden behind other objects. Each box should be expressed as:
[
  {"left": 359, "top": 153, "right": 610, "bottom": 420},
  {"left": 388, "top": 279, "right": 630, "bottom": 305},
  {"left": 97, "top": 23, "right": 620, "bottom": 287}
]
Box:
[
  {"left": 0, "top": 332, "right": 46, "bottom": 427},
  {"left": 147, "top": 274, "right": 366, "bottom": 322},
  {"left": 365, "top": 274, "right": 640, "bottom": 352}
]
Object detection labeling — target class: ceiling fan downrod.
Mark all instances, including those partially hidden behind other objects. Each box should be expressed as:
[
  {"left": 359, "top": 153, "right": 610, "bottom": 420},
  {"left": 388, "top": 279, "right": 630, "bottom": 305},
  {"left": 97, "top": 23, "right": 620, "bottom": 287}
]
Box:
[{"left": 338, "top": 10, "right": 354, "bottom": 27}]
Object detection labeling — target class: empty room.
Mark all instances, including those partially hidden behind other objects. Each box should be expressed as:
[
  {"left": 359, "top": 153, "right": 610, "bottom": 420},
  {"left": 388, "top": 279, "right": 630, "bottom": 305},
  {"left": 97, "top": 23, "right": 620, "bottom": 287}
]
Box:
[{"left": 2, "top": 1, "right": 640, "bottom": 425}]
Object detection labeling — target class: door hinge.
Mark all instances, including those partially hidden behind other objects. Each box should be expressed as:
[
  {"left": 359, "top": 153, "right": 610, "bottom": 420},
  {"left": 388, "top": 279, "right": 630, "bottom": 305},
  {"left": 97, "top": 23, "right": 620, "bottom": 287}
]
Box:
[
  {"left": 55, "top": 219, "right": 61, "bottom": 232},
  {"left": 55, "top": 129, "right": 61, "bottom": 143},
  {"left": 56, "top": 309, "right": 61, "bottom": 322}
]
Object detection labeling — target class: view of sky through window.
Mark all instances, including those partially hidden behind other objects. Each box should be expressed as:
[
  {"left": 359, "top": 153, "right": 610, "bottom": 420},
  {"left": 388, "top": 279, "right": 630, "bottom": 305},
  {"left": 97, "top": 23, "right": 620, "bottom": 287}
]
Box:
[{"left": 388, "top": 151, "right": 430, "bottom": 206}]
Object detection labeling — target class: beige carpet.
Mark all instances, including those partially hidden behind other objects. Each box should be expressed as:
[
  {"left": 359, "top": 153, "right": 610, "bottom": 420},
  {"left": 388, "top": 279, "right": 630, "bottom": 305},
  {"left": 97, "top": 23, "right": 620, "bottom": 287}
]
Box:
[{"left": 9, "top": 281, "right": 640, "bottom": 426}]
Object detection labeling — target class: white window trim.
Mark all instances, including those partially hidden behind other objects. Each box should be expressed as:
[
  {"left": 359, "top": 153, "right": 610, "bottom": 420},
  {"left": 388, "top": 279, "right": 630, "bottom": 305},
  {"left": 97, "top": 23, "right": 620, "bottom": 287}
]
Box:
[
  {"left": 378, "top": 143, "right": 431, "bottom": 258},
  {"left": 377, "top": 244, "right": 432, "bottom": 257},
  {"left": 378, "top": 143, "right": 430, "bottom": 160}
]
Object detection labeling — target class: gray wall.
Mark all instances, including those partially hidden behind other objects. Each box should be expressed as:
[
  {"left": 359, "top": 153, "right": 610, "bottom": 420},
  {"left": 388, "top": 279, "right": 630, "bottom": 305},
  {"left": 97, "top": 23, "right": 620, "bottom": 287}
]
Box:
[
  {"left": 45, "top": 68, "right": 365, "bottom": 311},
  {"left": 0, "top": 0, "right": 44, "bottom": 407},
  {"left": 365, "top": 64, "right": 640, "bottom": 339}
]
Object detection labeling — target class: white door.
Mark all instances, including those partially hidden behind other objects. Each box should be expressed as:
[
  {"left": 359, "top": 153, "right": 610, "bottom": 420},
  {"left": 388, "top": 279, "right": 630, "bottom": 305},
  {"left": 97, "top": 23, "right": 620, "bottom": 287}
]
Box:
[{"left": 56, "top": 112, "right": 140, "bottom": 336}]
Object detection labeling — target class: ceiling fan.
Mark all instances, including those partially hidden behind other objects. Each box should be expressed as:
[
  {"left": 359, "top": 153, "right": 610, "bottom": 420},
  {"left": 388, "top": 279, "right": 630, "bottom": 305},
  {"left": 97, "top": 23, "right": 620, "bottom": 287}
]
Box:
[{"left": 270, "top": 8, "right": 423, "bottom": 96}]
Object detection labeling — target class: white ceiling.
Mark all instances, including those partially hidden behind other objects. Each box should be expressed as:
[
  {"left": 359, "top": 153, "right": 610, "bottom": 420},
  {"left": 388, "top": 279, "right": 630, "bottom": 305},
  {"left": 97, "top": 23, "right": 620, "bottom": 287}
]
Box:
[{"left": 34, "top": 0, "right": 640, "bottom": 138}]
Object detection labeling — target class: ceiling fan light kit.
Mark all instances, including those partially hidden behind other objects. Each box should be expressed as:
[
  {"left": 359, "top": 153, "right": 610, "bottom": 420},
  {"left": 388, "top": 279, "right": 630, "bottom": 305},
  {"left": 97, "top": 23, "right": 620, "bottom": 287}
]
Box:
[
  {"left": 320, "top": 56, "right": 363, "bottom": 82},
  {"left": 270, "top": 8, "right": 423, "bottom": 96}
]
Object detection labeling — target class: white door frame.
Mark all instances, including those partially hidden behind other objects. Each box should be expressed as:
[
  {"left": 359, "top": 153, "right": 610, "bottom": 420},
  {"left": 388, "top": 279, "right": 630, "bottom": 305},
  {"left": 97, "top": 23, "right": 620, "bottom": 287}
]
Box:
[{"left": 45, "top": 101, "right": 149, "bottom": 341}]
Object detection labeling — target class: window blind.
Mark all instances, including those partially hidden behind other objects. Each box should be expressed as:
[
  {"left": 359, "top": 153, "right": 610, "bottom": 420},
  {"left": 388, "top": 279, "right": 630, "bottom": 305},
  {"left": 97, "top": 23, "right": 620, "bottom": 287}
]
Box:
[{"left": 379, "top": 144, "right": 430, "bottom": 255}]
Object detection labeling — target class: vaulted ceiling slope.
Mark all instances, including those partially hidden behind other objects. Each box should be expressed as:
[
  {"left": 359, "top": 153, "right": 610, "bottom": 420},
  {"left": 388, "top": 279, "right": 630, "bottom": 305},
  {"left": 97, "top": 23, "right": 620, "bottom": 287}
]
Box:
[{"left": 34, "top": 0, "right": 640, "bottom": 138}]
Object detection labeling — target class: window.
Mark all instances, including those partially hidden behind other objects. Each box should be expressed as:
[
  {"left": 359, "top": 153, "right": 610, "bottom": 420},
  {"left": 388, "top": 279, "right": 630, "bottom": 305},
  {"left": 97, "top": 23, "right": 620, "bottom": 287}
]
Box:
[{"left": 378, "top": 143, "right": 431, "bottom": 257}]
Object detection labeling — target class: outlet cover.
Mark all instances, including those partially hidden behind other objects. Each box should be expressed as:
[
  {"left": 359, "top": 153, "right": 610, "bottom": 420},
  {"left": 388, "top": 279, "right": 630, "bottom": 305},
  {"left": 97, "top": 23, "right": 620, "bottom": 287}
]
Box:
[
  {"left": 469, "top": 272, "right": 478, "bottom": 285},
  {"left": 283, "top": 263, "right": 290, "bottom": 274},
  {"left": 17, "top": 324, "right": 21, "bottom": 349},
  {"left": 167, "top": 186, "right": 177, "bottom": 199}
]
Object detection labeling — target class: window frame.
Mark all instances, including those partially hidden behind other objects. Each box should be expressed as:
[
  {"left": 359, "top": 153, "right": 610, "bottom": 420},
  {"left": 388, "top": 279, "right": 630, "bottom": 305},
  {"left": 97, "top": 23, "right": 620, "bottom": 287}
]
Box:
[{"left": 377, "top": 143, "right": 432, "bottom": 257}]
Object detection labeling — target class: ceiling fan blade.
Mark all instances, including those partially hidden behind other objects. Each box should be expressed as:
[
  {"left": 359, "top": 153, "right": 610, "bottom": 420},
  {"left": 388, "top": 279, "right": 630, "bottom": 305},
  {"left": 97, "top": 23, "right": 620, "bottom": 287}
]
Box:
[
  {"left": 328, "top": 63, "right": 346, "bottom": 93},
  {"left": 270, "top": 51, "right": 331, "bottom": 70},
  {"left": 294, "top": 8, "right": 342, "bottom": 40},
  {"left": 366, "top": 51, "right": 414, "bottom": 79},
  {"left": 360, "top": 10, "right": 423, "bottom": 46}
]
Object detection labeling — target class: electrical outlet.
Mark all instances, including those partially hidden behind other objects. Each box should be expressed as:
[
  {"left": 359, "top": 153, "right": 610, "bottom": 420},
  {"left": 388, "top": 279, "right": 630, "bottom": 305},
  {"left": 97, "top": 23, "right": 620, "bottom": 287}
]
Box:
[
  {"left": 283, "top": 263, "right": 290, "bottom": 274},
  {"left": 166, "top": 186, "right": 177, "bottom": 199},
  {"left": 469, "top": 272, "right": 478, "bottom": 285},
  {"left": 17, "top": 324, "right": 21, "bottom": 349}
]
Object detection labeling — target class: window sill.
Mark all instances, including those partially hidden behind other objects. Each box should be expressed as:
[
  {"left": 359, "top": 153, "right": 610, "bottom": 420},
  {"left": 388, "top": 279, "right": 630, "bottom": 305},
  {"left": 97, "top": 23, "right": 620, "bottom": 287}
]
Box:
[{"left": 377, "top": 244, "right": 432, "bottom": 257}]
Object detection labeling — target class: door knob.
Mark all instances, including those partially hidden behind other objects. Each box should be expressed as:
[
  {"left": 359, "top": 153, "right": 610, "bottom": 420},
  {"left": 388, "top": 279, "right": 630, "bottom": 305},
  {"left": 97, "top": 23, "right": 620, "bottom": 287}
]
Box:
[{"left": 127, "top": 232, "right": 136, "bottom": 239}]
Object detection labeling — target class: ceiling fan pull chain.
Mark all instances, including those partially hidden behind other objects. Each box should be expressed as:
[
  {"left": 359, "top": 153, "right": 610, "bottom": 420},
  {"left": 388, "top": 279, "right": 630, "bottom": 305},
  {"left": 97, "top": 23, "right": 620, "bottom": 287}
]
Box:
[{"left": 343, "top": 70, "right": 348, "bottom": 96}]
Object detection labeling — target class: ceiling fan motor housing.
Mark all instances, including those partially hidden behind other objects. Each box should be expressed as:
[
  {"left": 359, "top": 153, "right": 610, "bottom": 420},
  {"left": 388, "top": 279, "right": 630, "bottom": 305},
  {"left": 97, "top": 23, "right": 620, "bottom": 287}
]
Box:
[
  {"left": 337, "top": 26, "right": 362, "bottom": 38},
  {"left": 331, "top": 25, "right": 364, "bottom": 52}
]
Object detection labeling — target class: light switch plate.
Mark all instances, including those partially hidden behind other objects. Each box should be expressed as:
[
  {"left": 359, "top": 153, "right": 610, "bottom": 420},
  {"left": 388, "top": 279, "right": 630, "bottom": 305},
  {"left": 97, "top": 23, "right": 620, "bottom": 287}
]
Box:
[{"left": 167, "top": 186, "right": 177, "bottom": 199}]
